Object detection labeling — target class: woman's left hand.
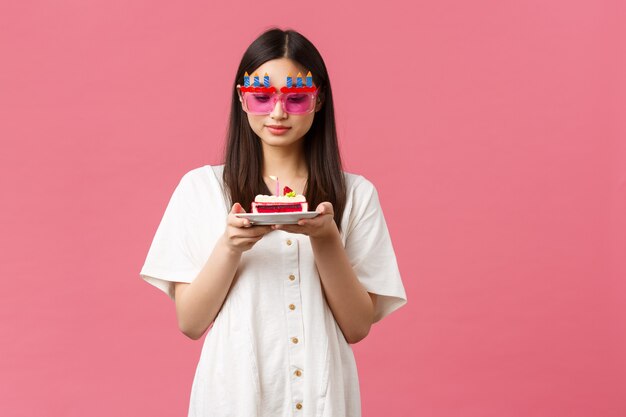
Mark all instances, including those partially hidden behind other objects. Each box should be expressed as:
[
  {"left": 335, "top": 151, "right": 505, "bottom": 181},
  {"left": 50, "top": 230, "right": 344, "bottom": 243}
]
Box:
[{"left": 272, "top": 202, "right": 338, "bottom": 240}]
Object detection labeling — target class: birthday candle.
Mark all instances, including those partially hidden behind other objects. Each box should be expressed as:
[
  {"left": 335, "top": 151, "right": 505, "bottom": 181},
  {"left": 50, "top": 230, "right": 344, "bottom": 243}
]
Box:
[
  {"left": 243, "top": 72, "right": 250, "bottom": 87},
  {"left": 286, "top": 74, "right": 293, "bottom": 88},
  {"left": 253, "top": 72, "right": 260, "bottom": 87},
  {"left": 296, "top": 72, "right": 303, "bottom": 87},
  {"left": 269, "top": 176, "right": 279, "bottom": 196},
  {"left": 306, "top": 71, "right": 312, "bottom": 87},
  {"left": 263, "top": 72, "right": 270, "bottom": 87}
]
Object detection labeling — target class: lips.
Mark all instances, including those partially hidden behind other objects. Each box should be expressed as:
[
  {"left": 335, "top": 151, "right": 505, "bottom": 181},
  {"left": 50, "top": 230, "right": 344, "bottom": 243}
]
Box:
[{"left": 266, "top": 125, "right": 291, "bottom": 135}]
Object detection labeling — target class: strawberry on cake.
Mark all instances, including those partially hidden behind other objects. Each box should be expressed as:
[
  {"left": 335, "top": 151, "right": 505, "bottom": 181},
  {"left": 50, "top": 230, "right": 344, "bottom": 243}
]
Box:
[{"left": 252, "top": 186, "right": 308, "bottom": 213}]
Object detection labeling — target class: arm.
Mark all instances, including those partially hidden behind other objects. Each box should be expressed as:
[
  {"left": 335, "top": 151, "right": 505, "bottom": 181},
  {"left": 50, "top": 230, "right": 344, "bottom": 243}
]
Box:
[
  {"left": 174, "top": 236, "right": 240, "bottom": 340},
  {"left": 310, "top": 226, "right": 378, "bottom": 344},
  {"left": 273, "top": 202, "right": 377, "bottom": 344},
  {"left": 174, "top": 203, "right": 272, "bottom": 340}
]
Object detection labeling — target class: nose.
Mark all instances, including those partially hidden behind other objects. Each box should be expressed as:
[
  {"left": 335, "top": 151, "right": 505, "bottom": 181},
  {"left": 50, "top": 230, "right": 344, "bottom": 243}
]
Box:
[{"left": 270, "top": 97, "right": 286, "bottom": 119}]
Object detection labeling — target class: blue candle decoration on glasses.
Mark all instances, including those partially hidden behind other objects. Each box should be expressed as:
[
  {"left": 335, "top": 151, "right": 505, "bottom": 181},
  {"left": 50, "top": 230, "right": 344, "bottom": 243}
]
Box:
[
  {"left": 253, "top": 72, "right": 260, "bottom": 87},
  {"left": 243, "top": 72, "right": 250, "bottom": 87},
  {"left": 296, "top": 72, "right": 303, "bottom": 87},
  {"left": 286, "top": 74, "right": 293, "bottom": 88},
  {"left": 306, "top": 71, "right": 312, "bottom": 87},
  {"left": 263, "top": 72, "right": 270, "bottom": 87}
]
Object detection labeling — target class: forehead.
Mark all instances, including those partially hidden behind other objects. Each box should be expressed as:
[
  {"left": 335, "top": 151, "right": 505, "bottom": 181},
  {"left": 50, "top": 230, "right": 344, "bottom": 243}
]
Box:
[{"left": 251, "top": 58, "right": 308, "bottom": 87}]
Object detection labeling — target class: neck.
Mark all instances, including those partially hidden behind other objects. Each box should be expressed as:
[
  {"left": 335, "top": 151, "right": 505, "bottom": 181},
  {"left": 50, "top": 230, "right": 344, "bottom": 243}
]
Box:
[
  {"left": 260, "top": 141, "right": 308, "bottom": 195},
  {"left": 261, "top": 142, "right": 308, "bottom": 180}
]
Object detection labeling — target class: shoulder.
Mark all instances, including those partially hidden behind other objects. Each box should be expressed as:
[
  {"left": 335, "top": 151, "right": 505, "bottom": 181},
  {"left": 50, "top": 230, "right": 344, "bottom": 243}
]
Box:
[
  {"left": 342, "top": 170, "right": 378, "bottom": 199},
  {"left": 172, "top": 164, "right": 227, "bottom": 211},
  {"left": 180, "top": 164, "right": 223, "bottom": 182},
  {"left": 341, "top": 170, "right": 382, "bottom": 226},
  {"left": 178, "top": 164, "right": 224, "bottom": 190}
]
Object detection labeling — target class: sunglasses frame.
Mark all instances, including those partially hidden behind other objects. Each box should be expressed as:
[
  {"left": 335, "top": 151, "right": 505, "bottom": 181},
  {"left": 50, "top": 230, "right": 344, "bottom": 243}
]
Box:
[{"left": 237, "top": 85, "right": 320, "bottom": 115}]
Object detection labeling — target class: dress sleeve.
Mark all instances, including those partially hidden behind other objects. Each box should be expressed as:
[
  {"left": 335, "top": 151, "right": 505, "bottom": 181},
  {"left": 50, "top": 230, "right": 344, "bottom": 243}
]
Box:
[
  {"left": 139, "top": 172, "right": 203, "bottom": 301},
  {"left": 344, "top": 177, "right": 407, "bottom": 323}
]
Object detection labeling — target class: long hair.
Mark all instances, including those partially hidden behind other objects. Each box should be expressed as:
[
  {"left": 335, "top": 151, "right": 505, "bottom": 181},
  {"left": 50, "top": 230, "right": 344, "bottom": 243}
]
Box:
[{"left": 222, "top": 28, "right": 347, "bottom": 233}]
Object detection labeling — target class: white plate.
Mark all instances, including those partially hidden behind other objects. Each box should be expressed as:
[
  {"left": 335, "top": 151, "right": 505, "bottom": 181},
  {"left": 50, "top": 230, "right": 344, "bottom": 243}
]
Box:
[{"left": 235, "top": 211, "right": 319, "bottom": 225}]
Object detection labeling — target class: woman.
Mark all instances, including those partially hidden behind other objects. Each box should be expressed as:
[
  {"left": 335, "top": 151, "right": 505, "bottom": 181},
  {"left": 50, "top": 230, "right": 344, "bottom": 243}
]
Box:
[{"left": 140, "top": 27, "right": 407, "bottom": 417}]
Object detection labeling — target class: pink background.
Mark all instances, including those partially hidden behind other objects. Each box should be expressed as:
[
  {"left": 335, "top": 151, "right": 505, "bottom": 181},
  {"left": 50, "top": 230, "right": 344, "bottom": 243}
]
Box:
[{"left": 1, "top": 1, "right": 625, "bottom": 416}]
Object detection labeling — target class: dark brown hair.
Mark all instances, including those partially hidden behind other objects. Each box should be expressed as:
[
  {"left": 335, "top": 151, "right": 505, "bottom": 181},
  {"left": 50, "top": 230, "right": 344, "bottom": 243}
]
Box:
[{"left": 222, "top": 28, "right": 347, "bottom": 232}]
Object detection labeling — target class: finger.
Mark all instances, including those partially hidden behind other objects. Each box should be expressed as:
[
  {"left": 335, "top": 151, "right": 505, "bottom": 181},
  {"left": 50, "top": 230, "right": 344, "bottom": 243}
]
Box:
[
  {"left": 232, "top": 224, "right": 273, "bottom": 238},
  {"left": 316, "top": 202, "right": 334, "bottom": 215},
  {"left": 298, "top": 215, "right": 323, "bottom": 227},
  {"left": 230, "top": 202, "right": 247, "bottom": 214},
  {"left": 249, "top": 225, "right": 273, "bottom": 236},
  {"left": 273, "top": 224, "right": 305, "bottom": 234},
  {"left": 229, "top": 215, "right": 250, "bottom": 228},
  {"left": 229, "top": 215, "right": 251, "bottom": 228},
  {"left": 228, "top": 203, "right": 251, "bottom": 228}
]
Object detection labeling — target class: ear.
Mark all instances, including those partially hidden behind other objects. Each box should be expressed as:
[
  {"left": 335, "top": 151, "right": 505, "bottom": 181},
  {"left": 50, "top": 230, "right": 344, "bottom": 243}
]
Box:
[
  {"left": 314, "top": 94, "right": 323, "bottom": 112},
  {"left": 236, "top": 84, "right": 243, "bottom": 103}
]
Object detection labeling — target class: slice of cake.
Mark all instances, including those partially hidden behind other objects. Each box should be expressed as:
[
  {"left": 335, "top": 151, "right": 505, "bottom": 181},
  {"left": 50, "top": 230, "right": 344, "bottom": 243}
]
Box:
[{"left": 251, "top": 186, "right": 308, "bottom": 213}]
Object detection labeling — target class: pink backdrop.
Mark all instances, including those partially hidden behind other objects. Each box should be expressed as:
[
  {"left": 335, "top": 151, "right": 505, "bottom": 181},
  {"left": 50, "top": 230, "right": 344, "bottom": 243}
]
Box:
[{"left": 1, "top": 1, "right": 625, "bottom": 416}]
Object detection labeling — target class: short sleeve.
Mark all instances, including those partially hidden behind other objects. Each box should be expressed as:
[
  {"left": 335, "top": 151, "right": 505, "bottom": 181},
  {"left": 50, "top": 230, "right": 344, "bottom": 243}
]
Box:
[
  {"left": 139, "top": 172, "right": 203, "bottom": 300},
  {"left": 344, "top": 177, "right": 407, "bottom": 323}
]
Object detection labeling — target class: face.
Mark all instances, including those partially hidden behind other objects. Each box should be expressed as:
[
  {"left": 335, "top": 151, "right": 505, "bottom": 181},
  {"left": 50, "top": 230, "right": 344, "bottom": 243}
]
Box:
[{"left": 236, "top": 58, "right": 322, "bottom": 150}]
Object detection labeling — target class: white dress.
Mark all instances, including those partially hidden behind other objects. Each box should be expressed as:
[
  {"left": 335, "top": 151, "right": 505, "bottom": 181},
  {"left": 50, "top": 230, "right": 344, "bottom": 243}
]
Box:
[{"left": 140, "top": 165, "right": 407, "bottom": 417}]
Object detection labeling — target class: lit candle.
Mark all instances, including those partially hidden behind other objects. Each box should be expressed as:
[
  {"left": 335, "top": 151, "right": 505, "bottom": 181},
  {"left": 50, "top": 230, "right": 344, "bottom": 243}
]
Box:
[
  {"left": 263, "top": 72, "right": 270, "bottom": 87},
  {"left": 306, "top": 71, "right": 312, "bottom": 87},
  {"left": 253, "top": 72, "right": 260, "bottom": 87},
  {"left": 243, "top": 72, "right": 250, "bottom": 87},
  {"left": 286, "top": 74, "right": 293, "bottom": 88},
  {"left": 269, "top": 175, "right": 279, "bottom": 196},
  {"left": 296, "top": 72, "right": 303, "bottom": 87}
]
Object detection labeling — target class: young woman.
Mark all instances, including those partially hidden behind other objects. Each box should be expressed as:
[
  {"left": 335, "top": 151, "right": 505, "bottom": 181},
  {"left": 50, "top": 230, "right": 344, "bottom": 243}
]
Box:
[{"left": 140, "top": 28, "right": 407, "bottom": 417}]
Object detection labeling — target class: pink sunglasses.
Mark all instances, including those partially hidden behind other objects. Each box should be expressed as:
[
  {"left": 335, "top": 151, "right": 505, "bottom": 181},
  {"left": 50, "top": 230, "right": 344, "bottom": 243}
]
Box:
[{"left": 238, "top": 87, "right": 319, "bottom": 115}]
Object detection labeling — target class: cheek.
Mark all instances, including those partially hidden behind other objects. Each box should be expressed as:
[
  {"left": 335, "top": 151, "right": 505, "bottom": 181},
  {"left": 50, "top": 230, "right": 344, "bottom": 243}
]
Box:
[
  {"left": 292, "top": 115, "right": 315, "bottom": 132},
  {"left": 246, "top": 115, "right": 265, "bottom": 132}
]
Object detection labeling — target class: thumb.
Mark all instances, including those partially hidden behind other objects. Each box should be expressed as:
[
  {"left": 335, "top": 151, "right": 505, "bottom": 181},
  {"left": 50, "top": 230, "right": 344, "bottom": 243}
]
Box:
[
  {"left": 231, "top": 202, "right": 247, "bottom": 214},
  {"left": 316, "top": 202, "right": 331, "bottom": 214}
]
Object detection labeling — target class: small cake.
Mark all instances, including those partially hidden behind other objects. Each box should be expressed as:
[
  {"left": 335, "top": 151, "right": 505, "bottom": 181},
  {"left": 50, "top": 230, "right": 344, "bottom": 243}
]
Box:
[{"left": 252, "top": 186, "right": 308, "bottom": 213}]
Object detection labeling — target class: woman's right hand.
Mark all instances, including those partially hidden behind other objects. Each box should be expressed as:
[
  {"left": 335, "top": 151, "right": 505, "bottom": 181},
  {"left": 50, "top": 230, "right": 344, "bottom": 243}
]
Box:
[{"left": 222, "top": 202, "right": 273, "bottom": 254}]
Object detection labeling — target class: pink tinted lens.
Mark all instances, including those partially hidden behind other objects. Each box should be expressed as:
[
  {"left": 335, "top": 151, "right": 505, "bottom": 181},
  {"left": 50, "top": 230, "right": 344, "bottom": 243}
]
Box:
[
  {"left": 283, "top": 93, "right": 314, "bottom": 114},
  {"left": 245, "top": 93, "right": 276, "bottom": 114}
]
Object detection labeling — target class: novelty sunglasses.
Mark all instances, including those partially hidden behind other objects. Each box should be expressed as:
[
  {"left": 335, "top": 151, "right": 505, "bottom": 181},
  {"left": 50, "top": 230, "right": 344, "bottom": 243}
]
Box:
[{"left": 237, "top": 87, "right": 320, "bottom": 115}]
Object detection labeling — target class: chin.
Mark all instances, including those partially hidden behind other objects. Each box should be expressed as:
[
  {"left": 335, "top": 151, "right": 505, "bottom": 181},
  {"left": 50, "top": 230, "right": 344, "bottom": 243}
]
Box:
[
  {"left": 259, "top": 134, "right": 304, "bottom": 148},
  {"left": 262, "top": 137, "right": 296, "bottom": 146}
]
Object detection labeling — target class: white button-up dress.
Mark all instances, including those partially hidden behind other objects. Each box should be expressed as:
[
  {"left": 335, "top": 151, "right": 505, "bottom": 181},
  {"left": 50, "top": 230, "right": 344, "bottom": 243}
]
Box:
[{"left": 140, "top": 165, "right": 407, "bottom": 417}]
